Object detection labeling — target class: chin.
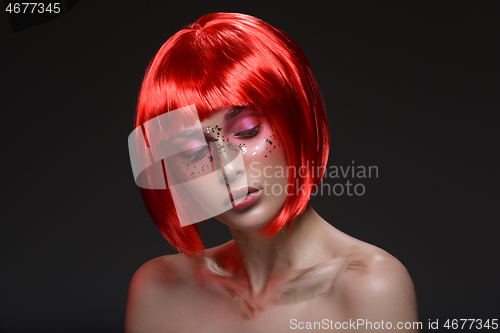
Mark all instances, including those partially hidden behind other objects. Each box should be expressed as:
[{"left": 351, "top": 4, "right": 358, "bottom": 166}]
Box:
[{"left": 215, "top": 199, "right": 285, "bottom": 232}]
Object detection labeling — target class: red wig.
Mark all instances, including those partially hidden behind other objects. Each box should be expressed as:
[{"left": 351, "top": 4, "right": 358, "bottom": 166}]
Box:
[{"left": 134, "top": 13, "right": 329, "bottom": 256}]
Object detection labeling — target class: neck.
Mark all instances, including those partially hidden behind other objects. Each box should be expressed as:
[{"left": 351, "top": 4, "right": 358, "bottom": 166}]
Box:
[{"left": 227, "top": 204, "right": 331, "bottom": 295}]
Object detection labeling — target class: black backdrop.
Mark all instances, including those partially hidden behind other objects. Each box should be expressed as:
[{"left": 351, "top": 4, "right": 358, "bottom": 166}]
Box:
[{"left": 1, "top": 1, "right": 498, "bottom": 332}]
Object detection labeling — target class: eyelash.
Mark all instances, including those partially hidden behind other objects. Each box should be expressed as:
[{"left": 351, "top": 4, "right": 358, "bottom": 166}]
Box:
[
  {"left": 184, "top": 124, "right": 262, "bottom": 163},
  {"left": 235, "top": 124, "right": 262, "bottom": 138},
  {"left": 184, "top": 146, "right": 208, "bottom": 164}
]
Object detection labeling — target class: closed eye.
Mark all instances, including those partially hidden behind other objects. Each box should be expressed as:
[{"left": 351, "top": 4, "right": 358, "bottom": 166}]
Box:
[
  {"left": 184, "top": 145, "right": 208, "bottom": 164},
  {"left": 235, "top": 124, "right": 262, "bottom": 138}
]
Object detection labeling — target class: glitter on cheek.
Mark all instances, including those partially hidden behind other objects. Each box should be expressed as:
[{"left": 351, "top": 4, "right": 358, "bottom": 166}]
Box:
[{"left": 261, "top": 135, "right": 280, "bottom": 157}]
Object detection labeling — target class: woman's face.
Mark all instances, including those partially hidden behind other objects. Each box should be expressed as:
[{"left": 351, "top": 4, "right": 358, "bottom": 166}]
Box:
[{"left": 167, "top": 106, "right": 288, "bottom": 231}]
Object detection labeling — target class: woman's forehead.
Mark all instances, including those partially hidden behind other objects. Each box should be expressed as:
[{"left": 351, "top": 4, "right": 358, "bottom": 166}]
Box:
[
  {"left": 200, "top": 106, "right": 260, "bottom": 125},
  {"left": 203, "top": 105, "right": 234, "bottom": 120}
]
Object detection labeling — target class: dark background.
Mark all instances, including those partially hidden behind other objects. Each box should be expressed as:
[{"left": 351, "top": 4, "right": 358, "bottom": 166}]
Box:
[{"left": 1, "top": 1, "right": 498, "bottom": 332}]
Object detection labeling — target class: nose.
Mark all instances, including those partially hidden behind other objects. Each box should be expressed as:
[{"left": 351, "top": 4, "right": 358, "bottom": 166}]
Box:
[{"left": 210, "top": 141, "right": 245, "bottom": 184}]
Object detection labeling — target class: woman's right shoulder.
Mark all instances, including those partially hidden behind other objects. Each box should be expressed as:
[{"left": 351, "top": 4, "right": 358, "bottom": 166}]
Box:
[
  {"left": 130, "top": 254, "right": 192, "bottom": 287},
  {"left": 124, "top": 254, "right": 195, "bottom": 332}
]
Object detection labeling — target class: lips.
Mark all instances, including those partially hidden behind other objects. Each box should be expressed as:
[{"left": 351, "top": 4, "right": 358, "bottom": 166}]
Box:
[
  {"left": 226, "top": 186, "right": 260, "bottom": 204},
  {"left": 233, "top": 188, "right": 261, "bottom": 210}
]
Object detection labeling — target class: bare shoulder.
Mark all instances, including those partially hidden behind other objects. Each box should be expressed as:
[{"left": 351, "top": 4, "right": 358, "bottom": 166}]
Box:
[
  {"left": 128, "top": 253, "right": 190, "bottom": 287},
  {"left": 124, "top": 254, "right": 194, "bottom": 333},
  {"left": 334, "top": 237, "right": 420, "bottom": 330}
]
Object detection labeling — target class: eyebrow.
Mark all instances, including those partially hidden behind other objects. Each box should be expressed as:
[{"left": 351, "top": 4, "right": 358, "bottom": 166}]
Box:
[
  {"left": 224, "top": 106, "right": 244, "bottom": 122},
  {"left": 170, "top": 127, "right": 200, "bottom": 141},
  {"left": 170, "top": 106, "right": 245, "bottom": 141}
]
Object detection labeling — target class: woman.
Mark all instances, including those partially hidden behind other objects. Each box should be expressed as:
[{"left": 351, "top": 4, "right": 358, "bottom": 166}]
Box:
[{"left": 125, "top": 13, "right": 419, "bottom": 332}]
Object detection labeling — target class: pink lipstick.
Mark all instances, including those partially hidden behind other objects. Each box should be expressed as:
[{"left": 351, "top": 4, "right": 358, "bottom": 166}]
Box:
[{"left": 228, "top": 186, "right": 261, "bottom": 210}]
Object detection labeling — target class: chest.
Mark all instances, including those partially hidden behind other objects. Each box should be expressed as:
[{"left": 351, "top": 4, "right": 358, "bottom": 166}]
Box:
[
  {"left": 155, "top": 258, "right": 350, "bottom": 332},
  {"left": 182, "top": 292, "right": 347, "bottom": 333}
]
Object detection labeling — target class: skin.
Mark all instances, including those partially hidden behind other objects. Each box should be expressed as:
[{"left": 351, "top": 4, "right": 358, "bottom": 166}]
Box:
[{"left": 124, "top": 107, "right": 420, "bottom": 333}]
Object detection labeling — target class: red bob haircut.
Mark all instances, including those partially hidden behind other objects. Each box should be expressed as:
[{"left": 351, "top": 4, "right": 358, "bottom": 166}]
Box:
[{"left": 134, "top": 13, "right": 329, "bottom": 256}]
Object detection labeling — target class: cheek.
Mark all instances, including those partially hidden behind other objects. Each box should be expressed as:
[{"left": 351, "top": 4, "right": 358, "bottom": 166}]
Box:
[
  {"left": 242, "top": 132, "right": 287, "bottom": 180},
  {"left": 240, "top": 132, "right": 281, "bottom": 159},
  {"left": 167, "top": 155, "right": 214, "bottom": 184}
]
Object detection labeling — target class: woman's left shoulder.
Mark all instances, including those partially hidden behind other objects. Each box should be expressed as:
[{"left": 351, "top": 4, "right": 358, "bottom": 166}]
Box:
[
  {"left": 340, "top": 243, "right": 415, "bottom": 295},
  {"left": 333, "top": 238, "right": 419, "bottom": 326}
]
